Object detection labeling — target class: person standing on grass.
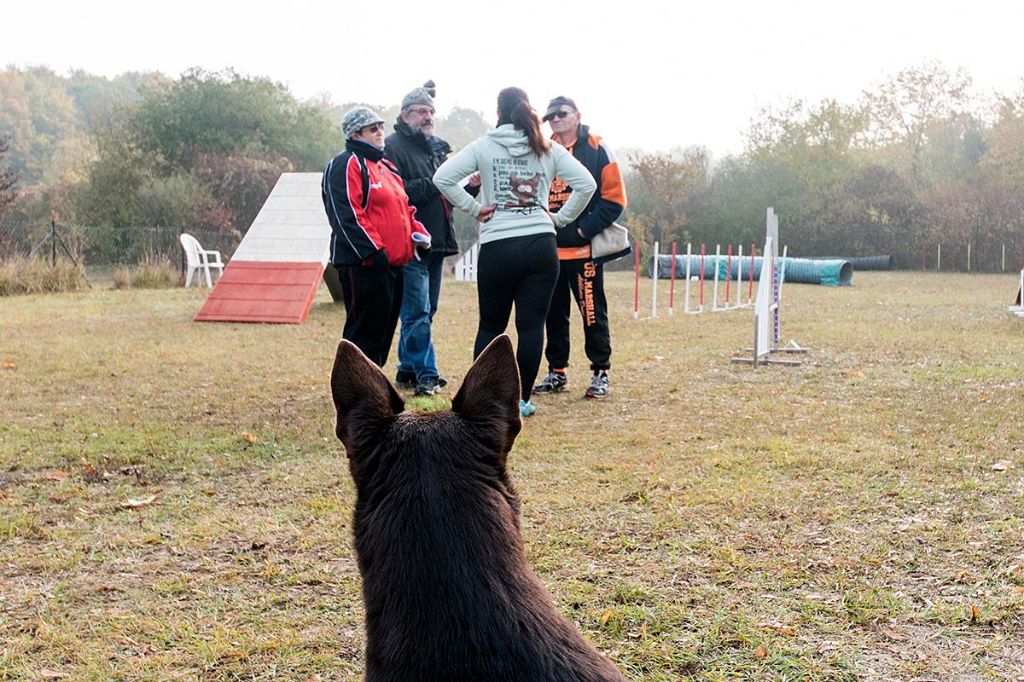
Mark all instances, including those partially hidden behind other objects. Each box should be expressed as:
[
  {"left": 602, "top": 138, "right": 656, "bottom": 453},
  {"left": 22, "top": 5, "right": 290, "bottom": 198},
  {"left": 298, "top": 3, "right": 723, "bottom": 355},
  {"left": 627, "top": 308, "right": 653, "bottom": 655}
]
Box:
[
  {"left": 433, "top": 87, "right": 596, "bottom": 418},
  {"left": 385, "top": 81, "right": 481, "bottom": 397},
  {"left": 533, "top": 96, "right": 626, "bottom": 400},
  {"left": 322, "top": 106, "right": 432, "bottom": 368}
]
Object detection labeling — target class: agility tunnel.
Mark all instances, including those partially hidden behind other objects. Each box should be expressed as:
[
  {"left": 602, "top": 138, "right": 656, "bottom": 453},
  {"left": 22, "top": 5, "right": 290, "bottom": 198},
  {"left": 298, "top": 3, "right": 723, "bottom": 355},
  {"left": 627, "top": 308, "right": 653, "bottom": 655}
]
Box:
[
  {"left": 821, "top": 255, "right": 893, "bottom": 271},
  {"left": 648, "top": 255, "right": 853, "bottom": 286}
]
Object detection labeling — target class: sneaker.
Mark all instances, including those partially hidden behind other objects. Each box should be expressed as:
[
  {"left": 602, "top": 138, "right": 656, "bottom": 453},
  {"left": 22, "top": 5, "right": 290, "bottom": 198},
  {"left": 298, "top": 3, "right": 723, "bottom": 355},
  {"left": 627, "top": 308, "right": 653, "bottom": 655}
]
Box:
[
  {"left": 414, "top": 376, "right": 442, "bottom": 397},
  {"left": 395, "top": 370, "right": 417, "bottom": 389},
  {"left": 585, "top": 372, "right": 609, "bottom": 399},
  {"left": 519, "top": 399, "right": 537, "bottom": 417},
  {"left": 532, "top": 370, "right": 567, "bottom": 394}
]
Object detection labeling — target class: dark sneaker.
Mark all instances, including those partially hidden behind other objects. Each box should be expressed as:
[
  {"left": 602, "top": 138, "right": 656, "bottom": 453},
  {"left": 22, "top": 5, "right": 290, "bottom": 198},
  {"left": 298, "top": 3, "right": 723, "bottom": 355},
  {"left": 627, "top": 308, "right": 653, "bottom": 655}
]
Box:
[
  {"left": 532, "top": 370, "right": 567, "bottom": 394},
  {"left": 395, "top": 370, "right": 417, "bottom": 389},
  {"left": 585, "top": 372, "right": 609, "bottom": 399},
  {"left": 437, "top": 377, "right": 448, "bottom": 388},
  {"left": 414, "top": 376, "right": 442, "bottom": 397}
]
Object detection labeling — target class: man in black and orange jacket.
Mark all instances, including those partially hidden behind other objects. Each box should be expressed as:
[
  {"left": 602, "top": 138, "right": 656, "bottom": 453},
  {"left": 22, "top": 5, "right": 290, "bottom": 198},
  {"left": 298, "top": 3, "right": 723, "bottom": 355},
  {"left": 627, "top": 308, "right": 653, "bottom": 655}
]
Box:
[{"left": 533, "top": 96, "right": 627, "bottom": 400}]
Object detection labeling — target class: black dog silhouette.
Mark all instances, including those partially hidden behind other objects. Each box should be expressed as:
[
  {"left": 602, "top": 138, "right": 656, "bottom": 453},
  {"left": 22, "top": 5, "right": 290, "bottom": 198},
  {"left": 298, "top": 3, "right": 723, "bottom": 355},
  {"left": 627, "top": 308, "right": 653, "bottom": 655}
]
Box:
[{"left": 331, "top": 335, "right": 626, "bottom": 681}]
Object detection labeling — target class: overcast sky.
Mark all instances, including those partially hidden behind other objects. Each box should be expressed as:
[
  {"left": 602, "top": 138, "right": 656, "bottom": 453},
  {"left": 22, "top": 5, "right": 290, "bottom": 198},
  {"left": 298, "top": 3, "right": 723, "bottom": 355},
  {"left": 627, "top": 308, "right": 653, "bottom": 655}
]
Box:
[{"left": 5, "top": 0, "right": 1023, "bottom": 158}]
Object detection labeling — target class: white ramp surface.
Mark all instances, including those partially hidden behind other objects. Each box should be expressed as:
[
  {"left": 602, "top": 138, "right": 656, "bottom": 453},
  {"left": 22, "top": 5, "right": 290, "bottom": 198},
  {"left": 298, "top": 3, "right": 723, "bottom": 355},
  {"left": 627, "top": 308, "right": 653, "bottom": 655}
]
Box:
[
  {"left": 195, "top": 172, "right": 333, "bottom": 324},
  {"left": 229, "top": 173, "right": 331, "bottom": 264}
]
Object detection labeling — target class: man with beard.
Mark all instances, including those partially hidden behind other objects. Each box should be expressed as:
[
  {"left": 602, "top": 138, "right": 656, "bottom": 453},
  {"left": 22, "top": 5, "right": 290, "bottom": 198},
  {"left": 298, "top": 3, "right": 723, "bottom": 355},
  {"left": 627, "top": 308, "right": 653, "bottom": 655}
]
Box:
[{"left": 385, "top": 81, "right": 480, "bottom": 396}]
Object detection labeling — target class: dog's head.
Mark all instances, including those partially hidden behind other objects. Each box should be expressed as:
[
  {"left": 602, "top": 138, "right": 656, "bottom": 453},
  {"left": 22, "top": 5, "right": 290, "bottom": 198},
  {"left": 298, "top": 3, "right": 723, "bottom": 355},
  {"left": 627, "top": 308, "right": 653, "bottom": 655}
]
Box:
[{"left": 330, "top": 335, "right": 523, "bottom": 506}]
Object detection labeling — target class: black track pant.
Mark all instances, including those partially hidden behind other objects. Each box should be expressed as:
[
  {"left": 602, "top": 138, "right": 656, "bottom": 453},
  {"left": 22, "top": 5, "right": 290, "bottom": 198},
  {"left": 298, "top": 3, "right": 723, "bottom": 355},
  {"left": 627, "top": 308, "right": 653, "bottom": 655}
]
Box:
[
  {"left": 337, "top": 264, "right": 404, "bottom": 368},
  {"left": 544, "top": 258, "right": 611, "bottom": 372},
  {"left": 474, "top": 233, "right": 559, "bottom": 403}
]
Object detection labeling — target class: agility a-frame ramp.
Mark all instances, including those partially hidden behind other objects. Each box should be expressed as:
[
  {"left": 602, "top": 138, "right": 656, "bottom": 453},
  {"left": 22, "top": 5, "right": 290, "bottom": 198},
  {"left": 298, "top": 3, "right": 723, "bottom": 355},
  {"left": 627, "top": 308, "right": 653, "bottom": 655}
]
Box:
[
  {"left": 1010, "top": 269, "right": 1024, "bottom": 318},
  {"left": 195, "top": 173, "right": 333, "bottom": 324},
  {"left": 731, "top": 207, "right": 806, "bottom": 367}
]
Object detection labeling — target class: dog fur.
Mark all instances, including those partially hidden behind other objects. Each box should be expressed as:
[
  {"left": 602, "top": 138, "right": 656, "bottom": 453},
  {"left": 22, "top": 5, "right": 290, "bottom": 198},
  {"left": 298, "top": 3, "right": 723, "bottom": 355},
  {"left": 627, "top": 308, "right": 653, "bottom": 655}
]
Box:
[{"left": 331, "top": 335, "right": 626, "bottom": 681}]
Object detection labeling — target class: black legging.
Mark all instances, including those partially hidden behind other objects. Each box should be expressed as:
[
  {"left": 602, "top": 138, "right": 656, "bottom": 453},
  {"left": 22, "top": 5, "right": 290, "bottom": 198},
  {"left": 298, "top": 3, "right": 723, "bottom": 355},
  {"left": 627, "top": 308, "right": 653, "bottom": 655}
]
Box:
[{"left": 474, "top": 233, "right": 559, "bottom": 402}]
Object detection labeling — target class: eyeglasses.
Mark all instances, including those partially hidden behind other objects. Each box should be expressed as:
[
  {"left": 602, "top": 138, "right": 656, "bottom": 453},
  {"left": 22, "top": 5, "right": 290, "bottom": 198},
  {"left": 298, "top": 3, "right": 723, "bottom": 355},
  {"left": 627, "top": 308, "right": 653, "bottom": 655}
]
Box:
[
  {"left": 552, "top": 110, "right": 575, "bottom": 119},
  {"left": 361, "top": 123, "right": 384, "bottom": 134},
  {"left": 406, "top": 107, "right": 435, "bottom": 117}
]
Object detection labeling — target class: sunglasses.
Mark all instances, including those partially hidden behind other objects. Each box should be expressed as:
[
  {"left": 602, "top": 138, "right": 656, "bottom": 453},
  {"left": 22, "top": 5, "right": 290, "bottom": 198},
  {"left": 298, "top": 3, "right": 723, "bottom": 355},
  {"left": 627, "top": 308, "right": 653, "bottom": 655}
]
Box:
[
  {"left": 550, "top": 110, "right": 574, "bottom": 120},
  {"left": 361, "top": 123, "right": 384, "bottom": 134}
]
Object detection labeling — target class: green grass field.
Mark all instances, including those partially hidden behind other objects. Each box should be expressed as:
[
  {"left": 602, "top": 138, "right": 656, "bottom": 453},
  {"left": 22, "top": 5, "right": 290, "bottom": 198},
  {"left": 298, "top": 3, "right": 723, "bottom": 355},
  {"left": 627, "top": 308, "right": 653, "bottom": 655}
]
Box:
[{"left": 2, "top": 271, "right": 1022, "bottom": 681}]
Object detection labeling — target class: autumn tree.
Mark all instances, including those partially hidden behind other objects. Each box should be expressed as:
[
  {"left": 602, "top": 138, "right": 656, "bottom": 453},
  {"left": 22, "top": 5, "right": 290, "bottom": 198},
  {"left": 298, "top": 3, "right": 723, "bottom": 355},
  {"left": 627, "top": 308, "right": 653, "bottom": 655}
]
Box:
[
  {"left": 0, "top": 134, "right": 18, "bottom": 216},
  {"left": 863, "top": 62, "right": 973, "bottom": 184},
  {"left": 623, "top": 148, "right": 709, "bottom": 250},
  {"left": 131, "top": 68, "right": 337, "bottom": 171}
]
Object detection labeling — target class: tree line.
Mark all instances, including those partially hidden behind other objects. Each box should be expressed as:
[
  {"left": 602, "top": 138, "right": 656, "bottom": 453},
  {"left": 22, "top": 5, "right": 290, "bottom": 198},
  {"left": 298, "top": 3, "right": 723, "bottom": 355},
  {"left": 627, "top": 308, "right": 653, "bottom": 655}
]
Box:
[{"left": 2, "top": 63, "right": 1023, "bottom": 269}]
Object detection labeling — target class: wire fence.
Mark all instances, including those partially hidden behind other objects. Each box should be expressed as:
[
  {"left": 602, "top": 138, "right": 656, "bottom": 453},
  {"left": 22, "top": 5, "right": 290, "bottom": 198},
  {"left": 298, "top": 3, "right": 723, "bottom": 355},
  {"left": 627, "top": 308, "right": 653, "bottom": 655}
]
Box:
[
  {"left": 1, "top": 221, "right": 1021, "bottom": 276},
  {"left": 0, "top": 222, "right": 241, "bottom": 272}
]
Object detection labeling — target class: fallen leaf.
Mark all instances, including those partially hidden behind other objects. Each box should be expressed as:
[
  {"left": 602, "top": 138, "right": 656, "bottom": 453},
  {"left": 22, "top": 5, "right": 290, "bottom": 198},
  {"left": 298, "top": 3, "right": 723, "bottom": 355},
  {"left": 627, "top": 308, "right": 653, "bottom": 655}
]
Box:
[
  {"left": 991, "top": 460, "right": 1012, "bottom": 471},
  {"left": 1010, "top": 585, "right": 1023, "bottom": 595},
  {"left": 37, "top": 671, "right": 66, "bottom": 679},
  {"left": 80, "top": 461, "right": 103, "bottom": 483},
  {"left": 45, "top": 470, "right": 69, "bottom": 482},
  {"left": 240, "top": 431, "right": 258, "bottom": 444},
  {"left": 120, "top": 495, "right": 157, "bottom": 509},
  {"left": 3, "top": 362, "right": 16, "bottom": 370},
  {"left": 754, "top": 644, "right": 768, "bottom": 659},
  {"left": 600, "top": 610, "right": 613, "bottom": 626},
  {"left": 848, "top": 370, "right": 865, "bottom": 378},
  {"left": 971, "top": 605, "right": 980, "bottom": 622}
]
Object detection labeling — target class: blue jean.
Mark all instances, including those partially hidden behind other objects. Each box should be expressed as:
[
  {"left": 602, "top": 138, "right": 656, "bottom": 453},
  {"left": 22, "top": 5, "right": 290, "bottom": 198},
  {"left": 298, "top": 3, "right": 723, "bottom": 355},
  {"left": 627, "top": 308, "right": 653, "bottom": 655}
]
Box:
[{"left": 397, "top": 251, "right": 444, "bottom": 381}]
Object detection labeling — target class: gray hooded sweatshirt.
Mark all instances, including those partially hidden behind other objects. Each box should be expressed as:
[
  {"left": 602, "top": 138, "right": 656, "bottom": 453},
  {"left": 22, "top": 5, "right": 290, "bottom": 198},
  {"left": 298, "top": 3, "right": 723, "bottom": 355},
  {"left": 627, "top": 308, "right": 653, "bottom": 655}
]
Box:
[{"left": 433, "top": 124, "right": 597, "bottom": 245}]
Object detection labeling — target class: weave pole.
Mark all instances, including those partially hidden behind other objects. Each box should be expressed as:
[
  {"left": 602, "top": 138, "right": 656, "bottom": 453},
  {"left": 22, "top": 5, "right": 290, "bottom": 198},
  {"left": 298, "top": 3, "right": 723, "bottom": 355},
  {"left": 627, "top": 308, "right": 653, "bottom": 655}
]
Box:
[
  {"left": 668, "top": 242, "right": 677, "bottom": 315},
  {"left": 699, "top": 244, "right": 706, "bottom": 311},
  {"left": 684, "top": 242, "right": 693, "bottom": 313},
  {"left": 651, "top": 241, "right": 659, "bottom": 318}
]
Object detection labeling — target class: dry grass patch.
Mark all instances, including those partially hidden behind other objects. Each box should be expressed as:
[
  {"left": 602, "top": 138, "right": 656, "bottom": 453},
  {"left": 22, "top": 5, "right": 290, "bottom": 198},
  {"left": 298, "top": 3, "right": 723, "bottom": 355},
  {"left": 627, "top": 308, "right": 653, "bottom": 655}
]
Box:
[
  {"left": 1, "top": 271, "right": 1022, "bottom": 680},
  {"left": 0, "top": 257, "right": 86, "bottom": 295},
  {"left": 111, "top": 261, "right": 180, "bottom": 289}
]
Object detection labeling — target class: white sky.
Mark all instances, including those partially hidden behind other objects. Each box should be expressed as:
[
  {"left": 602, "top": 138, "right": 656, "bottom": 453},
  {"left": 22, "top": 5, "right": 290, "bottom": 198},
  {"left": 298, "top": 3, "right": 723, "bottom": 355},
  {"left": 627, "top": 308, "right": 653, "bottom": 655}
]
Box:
[{"left": 4, "top": 0, "right": 1023, "bottom": 158}]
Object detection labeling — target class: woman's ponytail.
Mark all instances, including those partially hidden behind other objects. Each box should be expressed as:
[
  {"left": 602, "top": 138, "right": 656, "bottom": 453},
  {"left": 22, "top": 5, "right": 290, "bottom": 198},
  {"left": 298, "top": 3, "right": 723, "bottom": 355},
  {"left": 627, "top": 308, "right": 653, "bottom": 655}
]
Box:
[{"left": 496, "top": 87, "right": 550, "bottom": 158}]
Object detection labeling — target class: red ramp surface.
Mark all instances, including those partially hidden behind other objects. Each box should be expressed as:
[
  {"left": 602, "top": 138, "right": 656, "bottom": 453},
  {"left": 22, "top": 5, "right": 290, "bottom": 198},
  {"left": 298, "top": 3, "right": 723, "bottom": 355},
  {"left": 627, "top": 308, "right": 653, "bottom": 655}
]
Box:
[{"left": 195, "top": 261, "right": 326, "bottom": 324}]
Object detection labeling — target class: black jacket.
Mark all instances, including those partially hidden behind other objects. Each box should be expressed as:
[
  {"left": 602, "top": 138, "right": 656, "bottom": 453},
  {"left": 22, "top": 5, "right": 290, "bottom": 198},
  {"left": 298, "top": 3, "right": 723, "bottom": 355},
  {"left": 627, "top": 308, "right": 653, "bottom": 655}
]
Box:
[{"left": 385, "top": 120, "right": 476, "bottom": 256}]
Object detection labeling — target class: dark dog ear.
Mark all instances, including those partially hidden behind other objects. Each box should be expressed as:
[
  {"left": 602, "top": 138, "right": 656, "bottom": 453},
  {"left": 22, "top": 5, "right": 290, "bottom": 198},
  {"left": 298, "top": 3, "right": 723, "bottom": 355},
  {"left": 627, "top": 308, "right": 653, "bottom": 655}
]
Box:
[
  {"left": 330, "top": 340, "right": 404, "bottom": 454},
  {"left": 452, "top": 335, "right": 522, "bottom": 458}
]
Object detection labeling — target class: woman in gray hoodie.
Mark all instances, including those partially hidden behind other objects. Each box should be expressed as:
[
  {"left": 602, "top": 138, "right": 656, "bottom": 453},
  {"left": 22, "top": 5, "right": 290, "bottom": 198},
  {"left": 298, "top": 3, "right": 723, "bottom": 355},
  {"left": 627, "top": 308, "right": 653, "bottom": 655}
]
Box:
[{"left": 434, "top": 87, "right": 596, "bottom": 417}]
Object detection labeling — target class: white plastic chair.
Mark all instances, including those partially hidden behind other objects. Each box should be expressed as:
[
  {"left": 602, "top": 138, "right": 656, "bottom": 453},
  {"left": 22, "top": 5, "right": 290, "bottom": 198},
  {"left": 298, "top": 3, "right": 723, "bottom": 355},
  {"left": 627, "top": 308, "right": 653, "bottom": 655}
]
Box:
[{"left": 179, "top": 233, "right": 224, "bottom": 287}]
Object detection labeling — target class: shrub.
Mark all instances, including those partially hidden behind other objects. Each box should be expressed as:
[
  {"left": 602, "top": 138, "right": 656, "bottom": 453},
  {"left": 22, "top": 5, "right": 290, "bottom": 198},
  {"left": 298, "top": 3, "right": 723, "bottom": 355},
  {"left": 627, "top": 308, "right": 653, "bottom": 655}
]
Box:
[
  {"left": 0, "top": 258, "right": 86, "bottom": 296},
  {"left": 111, "top": 261, "right": 180, "bottom": 289}
]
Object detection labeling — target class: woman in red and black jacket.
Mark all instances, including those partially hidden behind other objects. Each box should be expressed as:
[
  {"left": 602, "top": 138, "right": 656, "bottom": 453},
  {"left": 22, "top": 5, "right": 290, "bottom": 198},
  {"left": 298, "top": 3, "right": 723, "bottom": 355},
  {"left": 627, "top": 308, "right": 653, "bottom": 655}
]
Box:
[{"left": 322, "top": 106, "right": 431, "bottom": 368}]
